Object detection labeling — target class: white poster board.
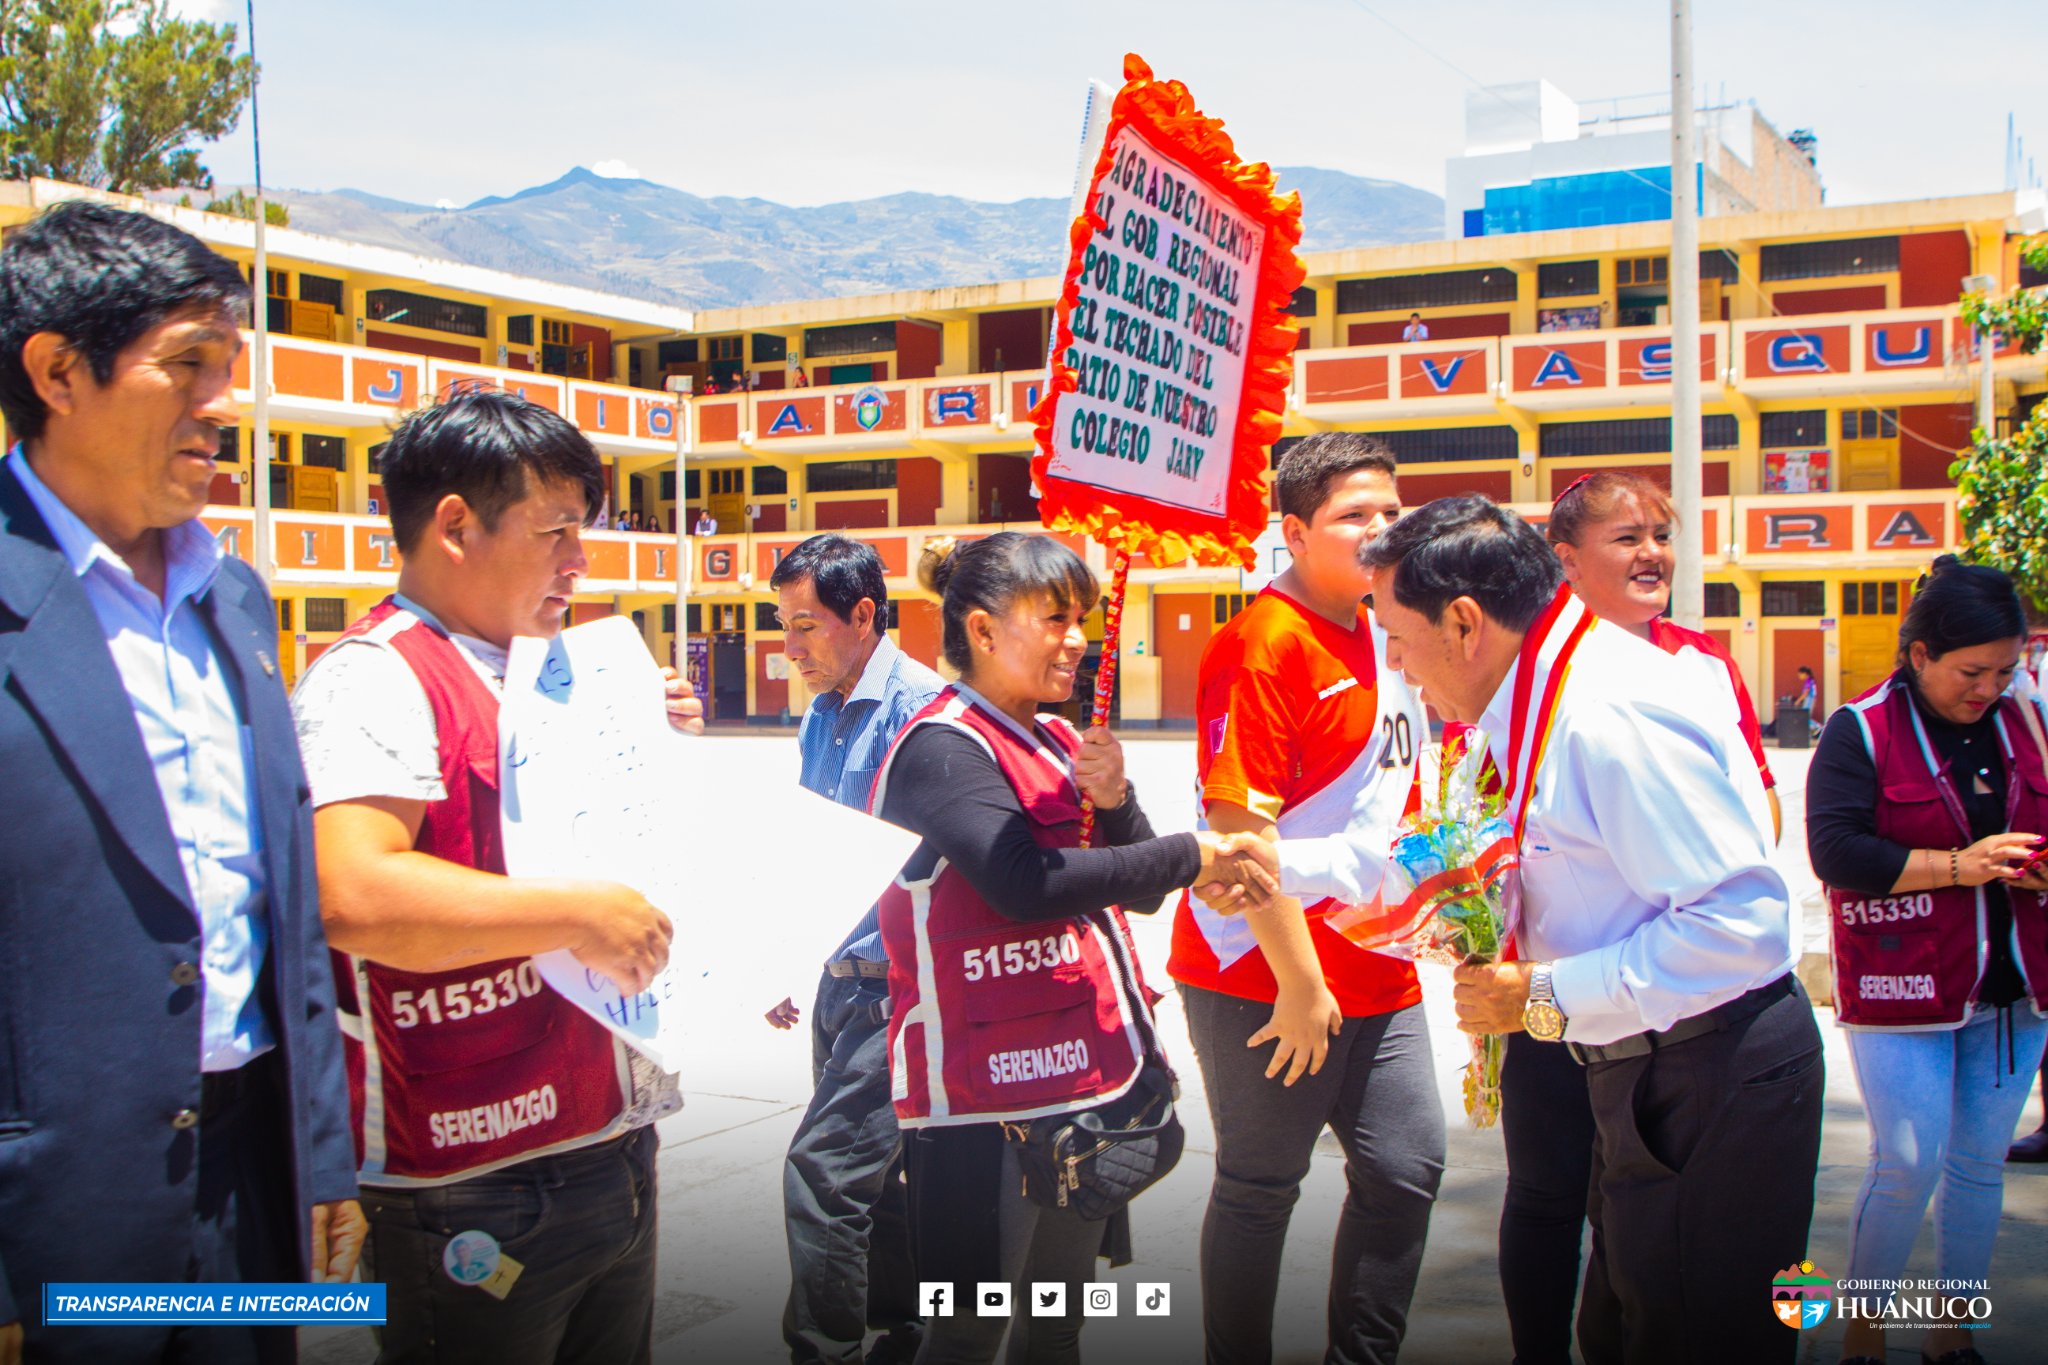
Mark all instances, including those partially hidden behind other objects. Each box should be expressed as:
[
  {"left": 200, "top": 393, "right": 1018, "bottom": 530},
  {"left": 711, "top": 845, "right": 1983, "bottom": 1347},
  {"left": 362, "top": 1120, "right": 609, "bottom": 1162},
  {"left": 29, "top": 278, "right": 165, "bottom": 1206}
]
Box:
[
  {"left": 500, "top": 618, "right": 921, "bottom": 1074},
  {"left": 1042, "top": 122, "right": 1267, "bottom": 518}
]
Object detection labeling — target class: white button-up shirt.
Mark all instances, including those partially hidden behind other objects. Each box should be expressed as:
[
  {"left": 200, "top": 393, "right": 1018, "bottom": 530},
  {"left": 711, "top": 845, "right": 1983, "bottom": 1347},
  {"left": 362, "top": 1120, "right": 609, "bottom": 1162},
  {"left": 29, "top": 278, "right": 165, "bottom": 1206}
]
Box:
[
  {"left": 12, "top": 451, "right": 273, "bottom": 1071},
  {"left": 1280, "top": 619, "right": 1793, "bottom": 1045}
]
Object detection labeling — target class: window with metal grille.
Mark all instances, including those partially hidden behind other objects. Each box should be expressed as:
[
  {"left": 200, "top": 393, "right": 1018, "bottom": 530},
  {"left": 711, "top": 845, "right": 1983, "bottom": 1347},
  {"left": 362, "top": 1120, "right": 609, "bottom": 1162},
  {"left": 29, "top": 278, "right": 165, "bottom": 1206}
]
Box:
[
  {"left": 658, "top": 339, "right": 698, "bottom": 365},
  {"left": 1378, "top": 426, "right": 1521, "bottom": 464},
  {"left": 685, "top": 604, "right": 701, "bottom": 633},
  {"left": 1759, "top": 236, "right": 1899, "bottom": 282},
  {"left": 1700, "top": 250, "right": 1739, "bottom": 283},
  {"left": 540, "top": 319, "right": 572, "bottom": 347},
  {"left": 753, "top": 466, "right": 788, "bottom": 495},
  {"left": 276, "top": 600, "right": 291, "bottom": 631},
  {"left": 1703, "top": 582, "right": 1741, "bottom": 618},
  {"left": 1213, "top": 592, "right": 1248, "bottom": 624},
  {"left": 1336, "top": 268, "right": 1518, "bottom": 314},
  {"left": 300, "top": 434, "right": 346, "bottom": 470},
  {"left": 1761, "top": 581, "right": 1826, "bottom": 617},
  {"left": 1842, "top": 581, "right": 1902, "bottom": 616},
  {"left": 219, "top": 426, "right": 241, "bottom": 462},
  {"left": 1843, "top": 408, "right": 1898, "bottom": 440},
  {"left": 304, "top": 598, "right": 349, "bottom": 633},
  {"left": 808, "top": 460, "right": 897, "bottom": 492},
  {"left": 366, "top": 289, "right": 487, "bottom": 338},
  {"left": 1760, "top": 411, "right": 1827, "bottom": 447},
  {"left": 803, "top": 322, "right": 897, "bottom": 358},
  {"left": 708, "top": 468, "right": 744, "bottom": 496},
  {"left": 1538, "top": 415, "right": 1738, "bottom": 457},
  {"left": 1538, "top": 260, "right": 1600, "bottom": 298},
  {"left": 708, "top": 336, "right": 744, "bottom": 362},
  {"left": 299, "top": 274, "right": 343, "bottom": 309},
  {"left": 1615, "top": 256, "right": 1668, "bottom": 286},
  {"left": 1289, "top": 286, "right": 1318, "bottom": 317},
  {"left": 755, "top": 603, "right": 781, "bottom": 632},
  {"left": 663, "top": 604, "right": 676, "bottom": 633},
  {"left": 506, "top": 315, "right": 534, "bottom": 345},
  {"left": 752, "top": 333, "right": 788, "bottom": 363}
]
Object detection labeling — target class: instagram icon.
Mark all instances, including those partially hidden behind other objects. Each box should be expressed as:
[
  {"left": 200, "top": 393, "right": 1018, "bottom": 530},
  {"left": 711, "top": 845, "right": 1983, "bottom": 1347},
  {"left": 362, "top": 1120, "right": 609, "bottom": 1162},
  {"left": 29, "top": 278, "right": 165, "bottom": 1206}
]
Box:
[{"left": 1082, "top": 1283, "right": 1118, "bottom": 1317}]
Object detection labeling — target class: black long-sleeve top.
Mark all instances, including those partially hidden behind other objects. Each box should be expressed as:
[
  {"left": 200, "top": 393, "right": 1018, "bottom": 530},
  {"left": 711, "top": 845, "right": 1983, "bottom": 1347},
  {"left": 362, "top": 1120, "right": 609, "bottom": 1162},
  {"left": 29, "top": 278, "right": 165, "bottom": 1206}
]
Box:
[
  {"left": 1807, "top": 675, "right": 2023, "bottom": 1006},
  {"left": 877, "top": 724, "right": 1203, "bottom": 919}
]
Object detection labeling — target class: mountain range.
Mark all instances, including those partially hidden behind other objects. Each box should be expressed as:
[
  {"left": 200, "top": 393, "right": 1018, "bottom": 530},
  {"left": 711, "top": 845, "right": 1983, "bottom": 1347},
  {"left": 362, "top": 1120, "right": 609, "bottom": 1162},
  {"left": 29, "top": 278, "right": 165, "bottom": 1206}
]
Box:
[{"left": 258, "top": 165, "right": 1443, "bottom": 311}]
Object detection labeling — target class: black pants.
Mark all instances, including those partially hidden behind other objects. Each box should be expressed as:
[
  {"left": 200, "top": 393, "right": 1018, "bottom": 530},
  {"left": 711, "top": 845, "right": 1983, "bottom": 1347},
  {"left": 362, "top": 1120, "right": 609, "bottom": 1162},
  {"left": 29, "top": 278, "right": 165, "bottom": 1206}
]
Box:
[
  {"left": 1181, "top": 985, "right": 1445, "bottom": 1365},
  {"left": 360, "top": 1123, "right": 659, "bottom": 1365},
  {"left": 1498, "top": 1032, "right": 1595, "bottom": 1365},
  {"left": 1577, "top": 978, "right": 1825, "bottom": 1365},
  {"left": 782, "top": 969, "right": 922, "bottom": 1365}
]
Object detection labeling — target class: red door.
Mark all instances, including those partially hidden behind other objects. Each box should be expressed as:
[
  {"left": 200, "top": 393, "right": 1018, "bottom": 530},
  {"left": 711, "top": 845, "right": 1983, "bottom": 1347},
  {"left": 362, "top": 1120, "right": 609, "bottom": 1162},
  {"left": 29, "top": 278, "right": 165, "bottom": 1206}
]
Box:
[{"left": 1153, "top": 593, "right": 1214, "bottom": 725}]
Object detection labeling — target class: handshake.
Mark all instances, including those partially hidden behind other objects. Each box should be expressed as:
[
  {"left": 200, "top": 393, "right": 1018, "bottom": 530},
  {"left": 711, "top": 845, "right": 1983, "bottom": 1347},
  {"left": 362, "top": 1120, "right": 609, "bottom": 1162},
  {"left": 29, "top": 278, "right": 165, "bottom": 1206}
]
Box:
[{"left": 1191, "top": 831, "right": 1284, "bottom": 913}]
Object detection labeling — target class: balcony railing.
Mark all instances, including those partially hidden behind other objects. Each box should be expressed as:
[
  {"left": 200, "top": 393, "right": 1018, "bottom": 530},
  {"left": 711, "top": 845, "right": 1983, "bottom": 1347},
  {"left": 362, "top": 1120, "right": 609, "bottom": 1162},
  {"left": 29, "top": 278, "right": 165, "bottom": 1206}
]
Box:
[{"left": 201, "top": 488, "right": 1962, "bottom": 597}]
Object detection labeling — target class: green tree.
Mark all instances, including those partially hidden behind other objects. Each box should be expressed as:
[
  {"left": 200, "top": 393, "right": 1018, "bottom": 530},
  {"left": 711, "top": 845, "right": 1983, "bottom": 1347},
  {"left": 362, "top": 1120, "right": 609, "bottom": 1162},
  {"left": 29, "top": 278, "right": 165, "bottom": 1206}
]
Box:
[
  {"left": 0, "top": 0, "right": 254, "bottom": 194},
  {"left": 1950, "top": 238, "right": 2048, "bottom": 610},
  {"left": 202, "top": 186, "right": 286, "bottom": 226}
]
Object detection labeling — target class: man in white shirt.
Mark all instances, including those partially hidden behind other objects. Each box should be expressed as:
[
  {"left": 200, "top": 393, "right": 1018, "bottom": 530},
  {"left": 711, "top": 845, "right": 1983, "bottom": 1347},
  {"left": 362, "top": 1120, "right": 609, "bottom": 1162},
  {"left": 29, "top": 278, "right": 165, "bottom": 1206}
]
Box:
[
  {"left": 1267, "top": 496, "right": 1823, "bottom": 1364},
  {"left": 1400, "top": 313, "right": 1429, "bottom": 343}
]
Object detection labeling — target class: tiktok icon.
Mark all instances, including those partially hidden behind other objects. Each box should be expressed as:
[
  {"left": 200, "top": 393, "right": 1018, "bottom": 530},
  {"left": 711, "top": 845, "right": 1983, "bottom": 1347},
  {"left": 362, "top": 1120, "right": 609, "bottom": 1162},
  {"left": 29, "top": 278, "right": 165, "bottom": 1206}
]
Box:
[{"left": 1137, "top": 1282, "right": 1171, "bottom": 1316}]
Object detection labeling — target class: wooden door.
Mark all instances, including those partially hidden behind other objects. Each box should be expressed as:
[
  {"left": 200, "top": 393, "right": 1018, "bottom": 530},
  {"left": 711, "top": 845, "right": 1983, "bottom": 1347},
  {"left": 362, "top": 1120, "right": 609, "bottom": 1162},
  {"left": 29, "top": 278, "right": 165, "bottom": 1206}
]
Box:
[
  {"left": 1839, "top": 579, "right": 1908, "bottom": 704},
  {"left": 1153, "top": 592, "right": 1214, "bottom": 724},
  {"left": 1772, "top": 627, "right": 1826, "bottom": 717},
  {"left": 1840, "top": 439, "right": 1899, "bottom": 491}
]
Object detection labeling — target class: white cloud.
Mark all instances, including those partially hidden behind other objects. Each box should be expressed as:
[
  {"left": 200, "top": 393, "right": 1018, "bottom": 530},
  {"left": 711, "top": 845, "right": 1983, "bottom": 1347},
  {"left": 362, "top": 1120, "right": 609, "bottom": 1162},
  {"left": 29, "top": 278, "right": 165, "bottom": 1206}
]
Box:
[
  {"left": 434, "top": 198, "right": 456, "bottom": 210},
  {"left": 168, "top": 0, "right": 236, "bottom": 21},
  {"left": 589, "top": 159, "right": 642, "bottom": 180}
]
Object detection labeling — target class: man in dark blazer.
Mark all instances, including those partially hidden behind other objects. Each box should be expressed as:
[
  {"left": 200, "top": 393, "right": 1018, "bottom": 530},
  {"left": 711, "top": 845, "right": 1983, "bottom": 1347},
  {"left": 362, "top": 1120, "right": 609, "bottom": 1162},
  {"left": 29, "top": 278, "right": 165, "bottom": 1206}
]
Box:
[{"left": 0, "top": 202, "right": 360, "bottom": 1364}]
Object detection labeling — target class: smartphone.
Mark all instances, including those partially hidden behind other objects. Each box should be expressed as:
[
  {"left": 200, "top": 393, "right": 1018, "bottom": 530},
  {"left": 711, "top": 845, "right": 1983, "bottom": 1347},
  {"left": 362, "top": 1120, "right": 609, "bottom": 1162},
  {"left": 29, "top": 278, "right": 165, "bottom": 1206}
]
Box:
[{"left": 2019, "top": 842, "right": 2048, "bottom": 877}]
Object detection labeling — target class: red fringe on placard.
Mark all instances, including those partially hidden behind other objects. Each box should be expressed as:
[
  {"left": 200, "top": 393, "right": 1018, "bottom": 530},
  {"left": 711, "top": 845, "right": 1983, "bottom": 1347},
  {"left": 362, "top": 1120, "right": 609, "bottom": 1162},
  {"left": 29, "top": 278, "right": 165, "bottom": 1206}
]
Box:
[{"left": 1030, "top": 53, "right": 1305, "bottom": 571}]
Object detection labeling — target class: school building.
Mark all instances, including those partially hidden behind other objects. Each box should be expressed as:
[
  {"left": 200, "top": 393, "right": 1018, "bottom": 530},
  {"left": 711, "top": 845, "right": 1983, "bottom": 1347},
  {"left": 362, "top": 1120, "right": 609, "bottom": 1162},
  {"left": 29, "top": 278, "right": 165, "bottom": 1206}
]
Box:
[{"left": 3, "top": 176, "right": 2043, "bottom": 727}]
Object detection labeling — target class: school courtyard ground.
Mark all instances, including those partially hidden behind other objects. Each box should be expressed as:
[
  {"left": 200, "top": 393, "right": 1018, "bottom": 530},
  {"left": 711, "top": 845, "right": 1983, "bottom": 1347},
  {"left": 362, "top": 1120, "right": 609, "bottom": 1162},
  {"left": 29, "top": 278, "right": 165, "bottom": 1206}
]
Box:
[{"left": 305, "top": 735, "right": 2048, "bottom": 1365}]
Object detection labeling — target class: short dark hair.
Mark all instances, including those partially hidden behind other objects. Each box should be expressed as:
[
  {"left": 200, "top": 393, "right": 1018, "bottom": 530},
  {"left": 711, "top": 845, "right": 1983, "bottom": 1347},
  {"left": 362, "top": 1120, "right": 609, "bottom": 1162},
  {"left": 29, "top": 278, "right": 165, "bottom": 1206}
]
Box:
[
  {"left": 1898, "top": 555, "right": 2026, "bottom": 669},
  {"left": 769, "top": 532, "right": 889, "bottom": 627},
  {"left": 0, "top": 201, "right": 249, "bottom": 443},
  {"left": 1798, "top": 666, "right": 1815, "bottom": 678},
  {"left": 917, "top": 531, "right": 1098, "bottom": 676},
  {"left": 1363, "top": 495, "right": 1562, "bottom": 632},
  {"left": 1273, "top": 431, "right": 1397, "bottom": 522},
  {"left": 377, "top": 388, "right": 604, "bottom": 551}
]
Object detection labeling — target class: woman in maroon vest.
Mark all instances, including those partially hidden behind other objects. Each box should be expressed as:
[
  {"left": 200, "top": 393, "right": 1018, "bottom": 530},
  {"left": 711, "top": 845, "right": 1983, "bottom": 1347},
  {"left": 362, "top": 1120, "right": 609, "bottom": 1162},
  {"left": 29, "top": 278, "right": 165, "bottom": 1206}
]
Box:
[
  {"left": 1808, "top": 557, "right": 2048, "bottom": 1365},
  {"left": 869, "top": 532, "right": 1220, "bottom": 1364}
]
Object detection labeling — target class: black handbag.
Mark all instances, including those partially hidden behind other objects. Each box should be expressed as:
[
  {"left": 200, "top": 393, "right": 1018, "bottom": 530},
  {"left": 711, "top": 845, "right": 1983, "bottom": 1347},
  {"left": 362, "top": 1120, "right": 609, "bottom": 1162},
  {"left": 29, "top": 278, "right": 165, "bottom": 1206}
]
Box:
[{"left": 1000, "top": 1059, "right": 1185, "bottom": 1220}]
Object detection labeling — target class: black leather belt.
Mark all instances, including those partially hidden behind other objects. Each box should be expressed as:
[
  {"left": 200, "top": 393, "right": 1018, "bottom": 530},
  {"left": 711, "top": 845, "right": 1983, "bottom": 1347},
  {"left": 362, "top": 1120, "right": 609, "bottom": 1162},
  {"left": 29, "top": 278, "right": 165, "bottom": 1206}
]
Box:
[
  {"left": 827, "top": 959, "right": 890, "bottom": 980},
  {"left": 200, "top": 1048, "right": 277, "bottom": 1121},
  {"left": 1566, "top": 974, "right": 1796, "bottom": 1066}
]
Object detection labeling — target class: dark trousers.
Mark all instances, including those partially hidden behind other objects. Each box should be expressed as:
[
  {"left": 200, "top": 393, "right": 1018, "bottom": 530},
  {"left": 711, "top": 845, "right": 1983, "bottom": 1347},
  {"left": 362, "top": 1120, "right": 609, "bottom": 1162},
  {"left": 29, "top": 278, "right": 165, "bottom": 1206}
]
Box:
[
  {"left": 1498, "top": 1032, "right": 1596, "bottom": 1365},
  {"left": 1577, "top": 979, "right": 1825, "bottom": 1365},
  {"left": 1181, "top": 986, "right": 1445, "bottom": 1365},
  {"left": 783, "top": 969, "right": 922, "bottom": 1365},
  {"left": 360, "top": 1123, "right": 659, "bottom": 1365}
]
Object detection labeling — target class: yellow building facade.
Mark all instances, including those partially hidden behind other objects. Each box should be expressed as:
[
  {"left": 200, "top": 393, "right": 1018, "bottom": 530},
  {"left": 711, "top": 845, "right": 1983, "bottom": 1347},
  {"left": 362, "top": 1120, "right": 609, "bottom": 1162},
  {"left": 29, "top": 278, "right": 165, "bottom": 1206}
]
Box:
[{"left": 4, "top": 177, "right": 2042, "bottom": 728}]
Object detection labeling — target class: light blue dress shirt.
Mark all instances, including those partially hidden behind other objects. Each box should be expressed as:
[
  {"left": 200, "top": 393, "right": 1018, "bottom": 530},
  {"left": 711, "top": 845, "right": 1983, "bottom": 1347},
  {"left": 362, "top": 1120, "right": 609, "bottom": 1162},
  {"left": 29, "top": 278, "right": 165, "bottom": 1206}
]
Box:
[
  {"left": 11, "top": 451, "right": 274, "bottom": 1071},
  {"left": 794, "top": 634, "right": 943, "bottom": 962}
]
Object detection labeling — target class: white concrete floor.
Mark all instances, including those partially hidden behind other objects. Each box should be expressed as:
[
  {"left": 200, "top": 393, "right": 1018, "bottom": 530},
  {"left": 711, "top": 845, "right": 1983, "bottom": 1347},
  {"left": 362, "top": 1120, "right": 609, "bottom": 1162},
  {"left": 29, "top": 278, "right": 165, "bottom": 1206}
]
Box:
[{"left": 305, "top": 734, "right": 2048, "bottom": 1365}]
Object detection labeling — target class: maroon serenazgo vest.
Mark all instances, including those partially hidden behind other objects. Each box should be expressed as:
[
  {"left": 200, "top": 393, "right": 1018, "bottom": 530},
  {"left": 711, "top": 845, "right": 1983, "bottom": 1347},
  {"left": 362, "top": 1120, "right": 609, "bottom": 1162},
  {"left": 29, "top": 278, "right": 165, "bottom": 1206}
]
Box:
[
  {"left": 327, "top": 598, "right": 625, "bottom": 1185},
  {"left": 1828, "top": 673, "right": 2048, "bottom": 1029},
  {"left": 870, "top": 687, "right": 1155, "bottom": 1127}
]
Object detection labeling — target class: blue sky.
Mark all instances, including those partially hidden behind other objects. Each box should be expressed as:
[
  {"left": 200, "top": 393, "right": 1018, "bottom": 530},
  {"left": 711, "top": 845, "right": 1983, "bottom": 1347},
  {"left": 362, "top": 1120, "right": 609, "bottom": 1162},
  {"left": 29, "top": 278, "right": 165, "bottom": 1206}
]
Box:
[{"left": 180, "top": 0, "right": 2045, "bottom": 210}]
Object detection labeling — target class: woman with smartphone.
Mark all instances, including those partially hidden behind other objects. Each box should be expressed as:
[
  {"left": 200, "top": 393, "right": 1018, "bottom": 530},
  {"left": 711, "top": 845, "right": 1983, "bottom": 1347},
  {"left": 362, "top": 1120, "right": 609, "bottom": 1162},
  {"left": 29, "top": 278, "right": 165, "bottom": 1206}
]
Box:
[{"left": 1808, "top": 557, "right": 2048, "bottom": 1365}]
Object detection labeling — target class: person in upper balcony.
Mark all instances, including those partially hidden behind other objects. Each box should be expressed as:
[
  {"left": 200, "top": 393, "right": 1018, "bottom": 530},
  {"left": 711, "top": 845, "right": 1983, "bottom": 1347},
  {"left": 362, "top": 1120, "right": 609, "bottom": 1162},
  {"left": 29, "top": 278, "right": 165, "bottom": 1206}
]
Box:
[{"left": 1400, "top": 313, "right": 1429, "bottom": 343}]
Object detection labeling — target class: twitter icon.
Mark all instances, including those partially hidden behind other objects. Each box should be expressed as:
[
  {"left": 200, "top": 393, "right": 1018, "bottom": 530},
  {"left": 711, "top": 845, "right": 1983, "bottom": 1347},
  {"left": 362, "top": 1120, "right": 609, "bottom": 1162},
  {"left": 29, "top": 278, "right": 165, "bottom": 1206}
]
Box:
[{"left": 1030, "top": 1282, "right": 1067, "bottom": 1317}]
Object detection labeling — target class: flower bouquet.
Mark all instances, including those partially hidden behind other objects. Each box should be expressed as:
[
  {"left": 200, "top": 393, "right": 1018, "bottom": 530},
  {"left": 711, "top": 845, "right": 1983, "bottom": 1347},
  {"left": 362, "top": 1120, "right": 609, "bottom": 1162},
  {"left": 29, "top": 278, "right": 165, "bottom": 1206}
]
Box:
[{"left": 1325, "top": 733, "right": 1517, "bottom": 1127}]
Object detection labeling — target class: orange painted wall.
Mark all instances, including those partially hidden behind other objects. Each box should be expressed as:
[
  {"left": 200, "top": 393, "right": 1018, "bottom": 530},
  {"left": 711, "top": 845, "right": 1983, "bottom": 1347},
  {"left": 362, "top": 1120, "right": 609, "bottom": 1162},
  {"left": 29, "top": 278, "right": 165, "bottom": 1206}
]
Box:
[
  {"left": 896, "top": 322, "right": 943, "bottom": 380},
  {"left": 1398, "top": 468, "right": 1513, "bottom": 503},
  {"left": 1898, "top": 231, "right": 1972, "bottom": 307},
  {"left": 1898, "top": 402, "right": 1972, "bottom": 488},
  {"left": 570, "top": 323, "right": 612, "bottom": 382},
  {"left": 1770, "top": 285, "right": 1886, "bottom": 316},
  {"left": 898, "top": 600, "right": 943, "bottom": 672},
  {"left": 366, "top": 329, "right": 479, "bottom": 363}
]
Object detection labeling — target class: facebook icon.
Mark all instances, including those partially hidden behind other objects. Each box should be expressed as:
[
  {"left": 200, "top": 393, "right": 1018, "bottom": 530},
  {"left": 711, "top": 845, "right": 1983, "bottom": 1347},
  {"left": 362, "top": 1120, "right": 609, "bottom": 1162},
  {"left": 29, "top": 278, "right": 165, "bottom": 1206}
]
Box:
[{"left": 919, "top": 1282, "right": 955, "bottom": 1317}]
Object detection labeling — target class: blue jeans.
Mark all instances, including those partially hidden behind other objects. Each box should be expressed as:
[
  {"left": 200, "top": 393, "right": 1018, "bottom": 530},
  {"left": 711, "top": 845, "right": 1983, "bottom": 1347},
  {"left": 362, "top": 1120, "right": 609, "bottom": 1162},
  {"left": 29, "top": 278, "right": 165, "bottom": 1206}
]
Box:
[
  {"left": 1844, "top": 1007, "right": 2048, "bottom": 1290},
  {"left": 360, "top": 1124, "right": 659, "bottom": 1365}
]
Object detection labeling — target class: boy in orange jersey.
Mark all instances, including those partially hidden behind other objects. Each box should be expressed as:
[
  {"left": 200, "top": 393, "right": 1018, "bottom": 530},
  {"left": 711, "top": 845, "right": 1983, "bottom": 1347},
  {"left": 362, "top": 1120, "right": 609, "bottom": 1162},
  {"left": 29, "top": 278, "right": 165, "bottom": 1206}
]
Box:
[{"left": 1170, "top": 433, "right": 1442, "bottom": 1365}]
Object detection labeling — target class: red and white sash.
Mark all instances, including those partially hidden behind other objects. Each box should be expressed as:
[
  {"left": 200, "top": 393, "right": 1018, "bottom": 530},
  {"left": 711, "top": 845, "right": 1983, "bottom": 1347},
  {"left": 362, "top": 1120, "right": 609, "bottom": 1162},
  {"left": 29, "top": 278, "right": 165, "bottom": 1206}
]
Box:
[{"left": 1325, "top": 587, "right": 1594, "bottom": 958}]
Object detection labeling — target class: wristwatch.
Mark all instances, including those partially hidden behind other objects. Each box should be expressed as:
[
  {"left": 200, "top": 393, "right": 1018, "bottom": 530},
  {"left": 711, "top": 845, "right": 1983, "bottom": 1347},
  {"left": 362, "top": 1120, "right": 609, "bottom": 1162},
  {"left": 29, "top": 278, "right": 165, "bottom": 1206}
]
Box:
[{"left": 1522, "top": 963, "right": 1567, "bottom": 1042}]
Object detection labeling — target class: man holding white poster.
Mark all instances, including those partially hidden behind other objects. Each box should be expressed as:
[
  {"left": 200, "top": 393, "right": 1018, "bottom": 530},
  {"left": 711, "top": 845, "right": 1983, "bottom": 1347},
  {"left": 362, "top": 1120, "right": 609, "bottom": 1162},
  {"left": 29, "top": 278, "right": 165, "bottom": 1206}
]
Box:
[{"left": 292, "top": 389, "right": 703, "bottom": 1362}]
